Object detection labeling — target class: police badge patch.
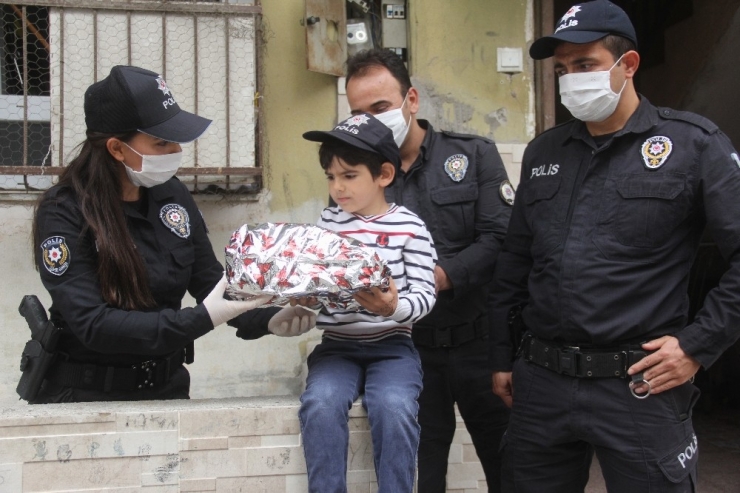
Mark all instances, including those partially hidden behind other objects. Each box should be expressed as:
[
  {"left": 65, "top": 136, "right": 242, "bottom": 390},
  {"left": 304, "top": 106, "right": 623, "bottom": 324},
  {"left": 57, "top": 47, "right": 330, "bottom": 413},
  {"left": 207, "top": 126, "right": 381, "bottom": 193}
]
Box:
[
  {"left": 444, "top": 154, "right": 468, "bottom": 182},
  {"left": 499, "top": 180, "right": 516, "bottom": 206},
  {"left": 160, "top": 204, "right": 191, "bottom": 238},
  {"left": 641, "top": 136, "right": 673, "bottom": 170},
  {"left": 41, "top": 236, "right": 71, "bottom": 276}
]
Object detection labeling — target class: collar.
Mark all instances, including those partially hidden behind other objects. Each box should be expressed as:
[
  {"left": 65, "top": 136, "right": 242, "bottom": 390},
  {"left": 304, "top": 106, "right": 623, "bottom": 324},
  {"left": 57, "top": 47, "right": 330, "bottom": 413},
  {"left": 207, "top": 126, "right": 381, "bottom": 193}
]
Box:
[
  {"left": 147, "top": 178, "right": 177, "bottom": 202},
  {"left": 417, "top": 119, "right": 435, "bottom": 163},
  {"left": 566, "top": 95, "right": 659, "bottom": 146}
]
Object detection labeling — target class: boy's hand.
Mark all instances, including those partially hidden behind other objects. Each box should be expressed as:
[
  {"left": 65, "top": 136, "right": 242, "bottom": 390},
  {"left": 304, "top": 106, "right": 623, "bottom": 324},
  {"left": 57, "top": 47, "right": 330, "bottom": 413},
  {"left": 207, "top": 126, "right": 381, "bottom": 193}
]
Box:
[{"left": 354, "top": 278, "right": 398, "bottom": 317}]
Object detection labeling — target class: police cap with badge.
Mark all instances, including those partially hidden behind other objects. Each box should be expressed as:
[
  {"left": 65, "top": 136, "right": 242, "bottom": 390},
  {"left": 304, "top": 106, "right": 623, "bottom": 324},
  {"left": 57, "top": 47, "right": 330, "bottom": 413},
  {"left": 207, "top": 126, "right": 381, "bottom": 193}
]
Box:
[
  {"left": 528, "top": 0, "right": 638, "bottom": 60},
  {"left": 302, "top": 113, "right": 402, "bottom": 169}
]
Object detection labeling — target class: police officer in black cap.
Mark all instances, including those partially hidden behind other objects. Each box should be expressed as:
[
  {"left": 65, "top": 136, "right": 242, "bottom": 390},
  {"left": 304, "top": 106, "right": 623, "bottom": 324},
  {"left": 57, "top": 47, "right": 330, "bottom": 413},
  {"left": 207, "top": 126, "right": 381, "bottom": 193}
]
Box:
[
  {"left": 490, "top": 0, "right": 740, "bottom": 491},
  {"left": 31, "top": 65, "right": 315, "bottom": 403}
]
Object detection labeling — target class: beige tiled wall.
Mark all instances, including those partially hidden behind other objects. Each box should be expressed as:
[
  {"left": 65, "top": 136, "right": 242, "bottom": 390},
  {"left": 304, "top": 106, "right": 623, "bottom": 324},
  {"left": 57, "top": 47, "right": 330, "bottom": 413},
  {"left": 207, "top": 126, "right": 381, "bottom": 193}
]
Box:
[{"left": 0, "top": 398, "right": 488, "bottom": 492}]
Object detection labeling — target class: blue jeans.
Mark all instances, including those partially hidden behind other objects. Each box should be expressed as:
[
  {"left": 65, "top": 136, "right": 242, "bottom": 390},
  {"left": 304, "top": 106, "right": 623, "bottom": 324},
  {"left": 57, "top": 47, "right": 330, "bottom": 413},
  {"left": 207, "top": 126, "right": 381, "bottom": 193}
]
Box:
[{"left": 299, "top": 336, "right": 423, "bottom": 493}]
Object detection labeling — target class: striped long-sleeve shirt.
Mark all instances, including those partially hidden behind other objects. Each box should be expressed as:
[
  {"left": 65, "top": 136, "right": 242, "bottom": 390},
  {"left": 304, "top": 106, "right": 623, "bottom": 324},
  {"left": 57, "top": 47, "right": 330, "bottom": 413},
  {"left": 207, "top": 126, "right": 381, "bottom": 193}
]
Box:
[{"left": 316, "top": 204, "right": 437, "bottom": 342}]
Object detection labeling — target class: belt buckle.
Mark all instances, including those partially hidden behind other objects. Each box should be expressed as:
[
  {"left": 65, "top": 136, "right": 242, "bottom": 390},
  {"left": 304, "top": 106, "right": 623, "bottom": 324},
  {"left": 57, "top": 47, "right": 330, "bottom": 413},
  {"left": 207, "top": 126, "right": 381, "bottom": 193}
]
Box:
[
  {"left": 133, "top": 360, "right": 157, "bottom": 389},
  {"left": 434, "top": 327, "right": 453, "bottom": 347},
  {"left": 559, "top": 345, "right": 579, "bottom": 376}
]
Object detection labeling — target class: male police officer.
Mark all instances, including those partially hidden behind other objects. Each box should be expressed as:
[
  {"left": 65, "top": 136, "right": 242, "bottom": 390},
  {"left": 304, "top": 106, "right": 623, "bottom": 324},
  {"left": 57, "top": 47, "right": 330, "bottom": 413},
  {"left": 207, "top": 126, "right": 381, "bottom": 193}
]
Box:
[
  {"left": 489, "top": 1, "right": 740, "bottom": 491},
  {"left": 345, "top": 49, "right": 512, "bottom": 492}
]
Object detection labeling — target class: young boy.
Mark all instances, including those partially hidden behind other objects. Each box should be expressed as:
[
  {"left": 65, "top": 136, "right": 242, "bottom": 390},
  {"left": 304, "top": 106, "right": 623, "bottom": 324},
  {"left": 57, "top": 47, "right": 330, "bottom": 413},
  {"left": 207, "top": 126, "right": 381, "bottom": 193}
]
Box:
[{"left": 300, "top": 113, "right": 437, "bottom": 492}]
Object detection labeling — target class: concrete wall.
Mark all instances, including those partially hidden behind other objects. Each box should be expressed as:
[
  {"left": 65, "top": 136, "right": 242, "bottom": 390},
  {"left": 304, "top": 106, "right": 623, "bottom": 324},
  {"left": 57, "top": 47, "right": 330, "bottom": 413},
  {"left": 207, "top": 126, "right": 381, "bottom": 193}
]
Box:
[
  {"left": 1, "top": 0, "right": 532, "bottom": 406},
  {"left": 410, "top": 0, "right": 536, "bottom": 143}
]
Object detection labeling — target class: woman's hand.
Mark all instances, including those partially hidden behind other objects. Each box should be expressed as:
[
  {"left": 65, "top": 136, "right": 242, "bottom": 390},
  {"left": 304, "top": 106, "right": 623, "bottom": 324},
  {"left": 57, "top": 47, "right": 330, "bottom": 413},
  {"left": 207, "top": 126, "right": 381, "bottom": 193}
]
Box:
[{"left": 203, "top": 275, "right": 271, "bottom": 328}]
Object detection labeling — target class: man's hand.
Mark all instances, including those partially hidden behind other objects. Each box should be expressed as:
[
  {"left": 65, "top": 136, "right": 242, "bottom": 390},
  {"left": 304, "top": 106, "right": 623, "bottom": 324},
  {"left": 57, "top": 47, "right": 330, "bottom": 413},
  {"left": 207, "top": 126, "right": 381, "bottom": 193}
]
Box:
[
  {"left": 354, "top": 278, "right": 398, "bottom": 317},
  {"left": 434, "top": 265, "right": 452, "bottom": 293},
  {"left": 627, "top": 336, "right": 701, "bottom": 395},
  {"left": 492, "top": 371, "right": 513, "bottom": 408}
]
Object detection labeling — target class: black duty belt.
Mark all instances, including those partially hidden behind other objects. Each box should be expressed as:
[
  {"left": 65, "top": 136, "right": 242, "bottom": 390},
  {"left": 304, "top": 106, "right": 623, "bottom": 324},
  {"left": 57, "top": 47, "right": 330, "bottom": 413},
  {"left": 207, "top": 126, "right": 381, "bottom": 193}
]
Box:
[
  {"left": 47, "top": 349, "right": 186, "bottom": 392},
  {"left": 521, "top": 333, "right": 648, "bottom": 379},
  {"left": 413, "top": 319, "right": 487, "bottom": 348}
]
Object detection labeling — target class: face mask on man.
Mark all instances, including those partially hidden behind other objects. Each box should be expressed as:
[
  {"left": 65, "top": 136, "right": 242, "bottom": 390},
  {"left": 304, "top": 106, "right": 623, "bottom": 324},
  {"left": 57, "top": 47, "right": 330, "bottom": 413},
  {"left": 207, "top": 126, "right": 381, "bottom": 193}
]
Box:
[
  {"left": 559, "top": 54, "right": 626, "bottom": 122},
  {"left": 375, "top": 92, "right": 410, "bottom": 147},
  {"left": 122, "top": 142, "right": 182, "bottom": 188}
]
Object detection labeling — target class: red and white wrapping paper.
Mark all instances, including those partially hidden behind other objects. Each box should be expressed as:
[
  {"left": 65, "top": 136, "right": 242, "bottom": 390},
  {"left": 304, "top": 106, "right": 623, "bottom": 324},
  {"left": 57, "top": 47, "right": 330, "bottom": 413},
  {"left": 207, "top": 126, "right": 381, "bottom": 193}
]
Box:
[{"left": 225, "top": 222, "right": 390, "bottom": 310}]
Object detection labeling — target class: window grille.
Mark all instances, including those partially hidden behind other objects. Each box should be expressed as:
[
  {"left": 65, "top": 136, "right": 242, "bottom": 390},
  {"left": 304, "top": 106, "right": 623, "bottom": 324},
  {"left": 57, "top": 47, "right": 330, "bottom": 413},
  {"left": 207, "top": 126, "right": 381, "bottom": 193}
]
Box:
[{"left": 0, "top": 1, "right": 263, "bottom": 194}]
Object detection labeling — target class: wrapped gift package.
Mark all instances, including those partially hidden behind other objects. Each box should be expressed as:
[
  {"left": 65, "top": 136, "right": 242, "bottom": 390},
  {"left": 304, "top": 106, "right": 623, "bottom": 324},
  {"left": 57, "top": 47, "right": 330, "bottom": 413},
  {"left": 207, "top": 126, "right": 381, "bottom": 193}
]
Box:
[{"left": 225, "top": 222, "right": 390, "bottom": 310}]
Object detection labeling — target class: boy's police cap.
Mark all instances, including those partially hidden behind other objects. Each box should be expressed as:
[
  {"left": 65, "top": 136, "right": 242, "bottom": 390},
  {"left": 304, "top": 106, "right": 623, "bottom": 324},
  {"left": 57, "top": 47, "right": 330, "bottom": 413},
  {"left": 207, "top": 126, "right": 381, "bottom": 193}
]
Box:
[
  {"left": 529, "top": 0, "right": 637, "bottom": 60},
  {"left": 303, "top": 113, "right": 401, "bottom": 168},
  {"left": 84, "top": 65, "right": 211, "bottom": 143}
]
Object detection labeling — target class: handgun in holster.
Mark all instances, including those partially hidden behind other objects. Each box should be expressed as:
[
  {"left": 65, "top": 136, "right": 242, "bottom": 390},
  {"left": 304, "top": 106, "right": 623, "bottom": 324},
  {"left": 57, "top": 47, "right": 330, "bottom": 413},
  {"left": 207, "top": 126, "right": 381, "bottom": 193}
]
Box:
[{"left": 16, "top": 295, "right": 63, "bottom": 402}]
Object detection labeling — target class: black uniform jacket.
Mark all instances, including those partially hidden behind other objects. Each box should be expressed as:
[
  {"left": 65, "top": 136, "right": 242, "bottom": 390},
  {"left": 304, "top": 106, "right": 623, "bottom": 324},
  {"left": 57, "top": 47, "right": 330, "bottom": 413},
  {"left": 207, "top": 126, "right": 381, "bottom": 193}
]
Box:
[
  {"left": 489, "top": 97, "right": 740, "bottom": 371},
  {"left": 35, "top": 177, "right": 276, "bottom": 367},
  {"left": 385, "top": 120, "right": 512, "bottom": 331}
]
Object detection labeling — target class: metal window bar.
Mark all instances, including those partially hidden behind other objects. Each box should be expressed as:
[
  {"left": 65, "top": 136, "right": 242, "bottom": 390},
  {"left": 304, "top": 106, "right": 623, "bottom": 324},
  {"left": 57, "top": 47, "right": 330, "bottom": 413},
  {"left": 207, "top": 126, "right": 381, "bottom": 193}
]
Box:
[{"left": 0, "top": 0, "right": 263, "bottom": 194}]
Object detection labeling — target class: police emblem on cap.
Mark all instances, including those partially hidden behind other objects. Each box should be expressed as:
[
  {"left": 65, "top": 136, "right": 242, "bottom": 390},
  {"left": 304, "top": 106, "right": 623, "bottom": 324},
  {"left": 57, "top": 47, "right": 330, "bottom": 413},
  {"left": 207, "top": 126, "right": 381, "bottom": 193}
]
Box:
[
  {"left": 555, "top": 5, "right": 582, "bottom": 32},
  {"left": 160, "top": 204, "right": 191, "bottom": 238},
  {"left": 641, "top": 136, "right": 673, "bottom": 170},
  {"left": 155, "top": 75, "right": 171, "bottom": 97},
  {"left": 499, "top": 180, "right": 516, "bottom": 206},
  {"left": 444, "top": 154, "right": 469, "bottom": 182},
  {"left": 342, "top": 114, "right": 370, "bottom": 128},
  {"left": 41, "top": 236, "right": 71, "bottom": 276}
]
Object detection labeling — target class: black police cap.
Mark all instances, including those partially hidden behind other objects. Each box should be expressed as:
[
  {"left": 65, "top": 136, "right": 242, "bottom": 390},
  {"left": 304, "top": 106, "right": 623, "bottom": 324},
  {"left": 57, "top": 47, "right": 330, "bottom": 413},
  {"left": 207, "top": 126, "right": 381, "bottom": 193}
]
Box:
[
  {"left": 84, "top": 65, "right": 211, "bottom": 143},
  {"left": 303, "top": 113, "right": 401, "bottom": 169},
  {"left": 529, "top": 0, "right": 638, "bottom": 60}
]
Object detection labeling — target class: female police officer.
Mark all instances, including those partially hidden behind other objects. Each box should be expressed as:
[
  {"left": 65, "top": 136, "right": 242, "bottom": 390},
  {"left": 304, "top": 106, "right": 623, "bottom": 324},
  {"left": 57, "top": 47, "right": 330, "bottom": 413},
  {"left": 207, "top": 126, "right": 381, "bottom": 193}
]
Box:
[{"left": 30, "top": 65, "right": 313, "bottom": 403}]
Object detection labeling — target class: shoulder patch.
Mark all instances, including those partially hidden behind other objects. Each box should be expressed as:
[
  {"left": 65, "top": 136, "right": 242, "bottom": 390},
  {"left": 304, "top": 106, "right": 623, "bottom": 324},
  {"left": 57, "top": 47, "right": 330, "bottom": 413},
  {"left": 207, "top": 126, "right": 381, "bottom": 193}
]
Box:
[
  {"left": 657, "top": 108, "right": 718, "bottom": 134},
  {"left": 499, "top": 180, "right": 516, "bottom": 205},
  {"left": 41, "top": 236, "right": 71, "bottom": 276}
]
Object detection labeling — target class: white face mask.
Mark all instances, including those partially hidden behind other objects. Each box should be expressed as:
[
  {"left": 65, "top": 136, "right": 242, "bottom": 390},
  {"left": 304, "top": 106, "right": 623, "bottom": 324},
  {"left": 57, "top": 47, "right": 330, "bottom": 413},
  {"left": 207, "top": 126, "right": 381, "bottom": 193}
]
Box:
[
  {"left": 375, "top": 92, "right": 410, "bottom": 147},
  {"left": 122, "top": 143, "right": 182, "bottom": 188},
  {"left": 559, "top": 55, "right": 627, "bottom": 122}
]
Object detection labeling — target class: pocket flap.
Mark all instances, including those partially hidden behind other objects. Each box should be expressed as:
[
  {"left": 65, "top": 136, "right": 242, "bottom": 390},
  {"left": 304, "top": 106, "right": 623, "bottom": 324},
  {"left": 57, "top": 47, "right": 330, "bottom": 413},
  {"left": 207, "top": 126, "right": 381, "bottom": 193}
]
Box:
[
  {"left": 657, "top": 433, "right": 698, "bottom": 483},
  {"left": 430, "top": 183, "right": 478, "bottom": 205},
  {"left": 617, "top": 174, "right": 685, "bottom": 200},
  {"left": 170, "top": 244, "right": 195, "bottom": 267},
  {"left": 523, "top": 178, "right": 560, "bottom": 204}
]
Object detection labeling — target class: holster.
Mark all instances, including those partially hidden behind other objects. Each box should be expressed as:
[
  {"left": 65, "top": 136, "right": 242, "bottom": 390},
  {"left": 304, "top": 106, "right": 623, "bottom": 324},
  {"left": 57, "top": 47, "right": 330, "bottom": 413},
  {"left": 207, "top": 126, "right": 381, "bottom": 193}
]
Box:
[
  {"left": 17, "top": 340, "right": 57, "bottom": 401},
  {"left": 16, "top": 295, "right": 63, "bottom": 402}
]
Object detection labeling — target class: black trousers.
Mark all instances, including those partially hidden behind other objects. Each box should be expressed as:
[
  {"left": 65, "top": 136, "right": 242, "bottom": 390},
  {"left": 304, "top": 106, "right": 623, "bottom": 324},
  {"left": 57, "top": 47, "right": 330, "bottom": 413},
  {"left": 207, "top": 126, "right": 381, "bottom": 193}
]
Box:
[
  {"left": 501, "top": 357, "right": 700, "bottom": 493},
  {"left": 31, "top": 365, "right": 190, "bottom": 403},
  {"left": 416, "top": 335, "right": 510, "bottom": 493}
]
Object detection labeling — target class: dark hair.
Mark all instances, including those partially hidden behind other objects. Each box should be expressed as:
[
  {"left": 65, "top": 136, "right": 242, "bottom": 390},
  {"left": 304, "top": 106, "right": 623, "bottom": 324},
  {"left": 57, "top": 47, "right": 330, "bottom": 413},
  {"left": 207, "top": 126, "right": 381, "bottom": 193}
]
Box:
[
  {"left": 32, "top": 131, "right": 157, "bottom": 310},
  {"left": 346, "top": 48, "right": 412, "bottom": 98},
  {"left": 318, "top": 139, "right": 386, "bottom": 178},
  {"left": 600, "top": 35, "right": 637, "bottom": 62}
]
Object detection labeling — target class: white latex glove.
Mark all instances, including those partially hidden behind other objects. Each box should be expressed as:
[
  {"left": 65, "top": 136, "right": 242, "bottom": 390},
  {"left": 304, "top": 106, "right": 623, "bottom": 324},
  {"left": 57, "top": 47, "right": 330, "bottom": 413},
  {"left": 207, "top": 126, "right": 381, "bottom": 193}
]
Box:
[
  {"left": 268, "top": 305, "right": 317, "bottom": 337},
  {"left": 203, "top": 275, "right": 271, "bottom": 328}
]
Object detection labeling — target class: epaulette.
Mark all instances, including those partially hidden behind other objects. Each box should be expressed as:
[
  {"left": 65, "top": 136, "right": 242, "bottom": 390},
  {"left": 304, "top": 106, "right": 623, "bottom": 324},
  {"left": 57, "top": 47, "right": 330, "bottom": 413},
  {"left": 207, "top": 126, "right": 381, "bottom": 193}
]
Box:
[
  {"left": 657, "top": 107, "right": 718, "bottom": 134},
  {"left": 532, "top": 119, "right": 575, "bottom": 139},
  {"left": 440, "top": 130, "right": 495, "bottom": 144}
]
